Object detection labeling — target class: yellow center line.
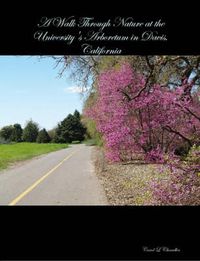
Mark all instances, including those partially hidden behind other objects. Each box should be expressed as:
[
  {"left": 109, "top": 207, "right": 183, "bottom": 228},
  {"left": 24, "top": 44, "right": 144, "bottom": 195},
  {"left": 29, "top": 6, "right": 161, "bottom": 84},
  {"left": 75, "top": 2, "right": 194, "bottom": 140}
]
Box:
[{"left": 8, "top": 149, "right": 79, "bottom": 206}]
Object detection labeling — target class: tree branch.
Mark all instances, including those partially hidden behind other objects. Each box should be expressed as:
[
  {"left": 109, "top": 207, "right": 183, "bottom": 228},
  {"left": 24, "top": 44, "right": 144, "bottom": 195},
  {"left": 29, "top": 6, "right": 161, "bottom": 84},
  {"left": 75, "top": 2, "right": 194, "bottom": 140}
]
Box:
[
  {"left": 185, "top": 107, "right": 200, "bottom": 121},
  {"left": 163, "top": 125, "right": 192, "bottom": 147},
  {"left": 129, "top": 56, "right": 155, "bottom": 100},
  {"left": 175, "top": 103, "right": 200, "bottom": 122}
]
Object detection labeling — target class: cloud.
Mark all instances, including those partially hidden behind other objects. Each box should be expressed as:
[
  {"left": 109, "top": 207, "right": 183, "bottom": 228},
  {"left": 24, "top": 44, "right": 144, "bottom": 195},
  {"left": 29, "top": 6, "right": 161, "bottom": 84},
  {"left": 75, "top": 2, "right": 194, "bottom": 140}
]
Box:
[{"left": 64, "top": 86, "right": 86, "bottom": 94}]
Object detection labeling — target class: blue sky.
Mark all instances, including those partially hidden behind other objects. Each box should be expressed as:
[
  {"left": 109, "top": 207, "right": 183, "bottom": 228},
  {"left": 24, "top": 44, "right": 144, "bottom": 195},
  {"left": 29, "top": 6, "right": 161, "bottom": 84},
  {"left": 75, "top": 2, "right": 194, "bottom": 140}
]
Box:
[{"left": 0, "top": 56, "right": 84, "bottom": 130}]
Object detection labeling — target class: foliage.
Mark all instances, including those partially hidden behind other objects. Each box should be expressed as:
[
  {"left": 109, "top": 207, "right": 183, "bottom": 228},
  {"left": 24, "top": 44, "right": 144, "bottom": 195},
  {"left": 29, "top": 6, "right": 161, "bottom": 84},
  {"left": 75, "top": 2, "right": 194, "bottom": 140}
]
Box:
[
  {"left": 0, "top": 125, "right": 13, "bottom": 141},
  {"left": 82, "top": 87, "right": 103, "bottom": 146},
  {"left": 48, "top": 128, "right": 57, "bottom": 142},
  {"left": 0, "top": 123, "right": 23, "bottom": 142},
  {"left": 86, "top": 63, "right": 200, "bottom": 162},
  {"left": 52, "top": 55, "right": 200, "bottom": 94},
  {"left": 53, "top": 55, "right": 200, "bottom": 205},
  {"left": 0, "top": 137, "right": 10, "bottom": 144},
  {"left": 37, "top": 128, "right": 51, "bottom": 143},
  {"left": 150, "top": 146, "right": 200, "bottom": 205},
  {"left": 83, "top": 138, "right": 98, "bottom": 146},
  {"left": 11, "top": 123, "right": 23, "bottom": 142},
  {"left": 82, "top": 117, "right": 103, "bottom": 146},
  {"left": 85, "top": 62, "right": 200, "bottom": 205},
  {"left": 51, "top": 56, "right": 99, "bottom": 90},
  {"left": 54, "top": 110, "right": 86, "bottom": 143},
  {"left": 56, "top": 56, "right": 200, "bottom": 151},
  {"left": 73, "top": 109, "right": 81, "bottom": 120},
  {"left": 22, "top": 120, "right": 39, "bottom": 142},
  {"left": 0, "top": 142, "right": 68, "bottom": 170}
]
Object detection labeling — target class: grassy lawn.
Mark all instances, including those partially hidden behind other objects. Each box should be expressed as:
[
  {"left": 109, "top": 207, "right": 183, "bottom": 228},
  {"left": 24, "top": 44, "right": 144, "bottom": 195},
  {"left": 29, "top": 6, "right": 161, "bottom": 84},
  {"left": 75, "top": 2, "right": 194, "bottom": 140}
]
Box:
[{"left": 0, "top": 142, "right": 68, "bottom": 170}]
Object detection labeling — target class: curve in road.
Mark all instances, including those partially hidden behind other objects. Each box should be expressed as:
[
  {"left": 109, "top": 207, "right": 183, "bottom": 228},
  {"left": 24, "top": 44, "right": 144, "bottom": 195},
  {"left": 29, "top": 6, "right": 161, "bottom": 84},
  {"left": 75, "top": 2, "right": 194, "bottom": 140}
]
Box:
[{"left": 0, "top": 144, "right": 108, "bottom": 205}]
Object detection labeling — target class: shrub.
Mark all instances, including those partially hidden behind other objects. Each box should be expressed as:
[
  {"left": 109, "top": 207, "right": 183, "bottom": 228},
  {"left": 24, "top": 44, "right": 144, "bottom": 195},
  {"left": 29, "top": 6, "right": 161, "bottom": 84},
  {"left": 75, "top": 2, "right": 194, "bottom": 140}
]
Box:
[{"left": 150, "top": 146, "right": 200, "bottom": 205}]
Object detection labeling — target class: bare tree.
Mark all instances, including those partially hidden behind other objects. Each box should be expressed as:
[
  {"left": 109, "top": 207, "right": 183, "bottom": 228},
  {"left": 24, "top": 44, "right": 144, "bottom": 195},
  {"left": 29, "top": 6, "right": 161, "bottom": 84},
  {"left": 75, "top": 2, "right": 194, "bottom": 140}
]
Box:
[{"left": 47, "top": 55, "right": 200, "bottom": 97}]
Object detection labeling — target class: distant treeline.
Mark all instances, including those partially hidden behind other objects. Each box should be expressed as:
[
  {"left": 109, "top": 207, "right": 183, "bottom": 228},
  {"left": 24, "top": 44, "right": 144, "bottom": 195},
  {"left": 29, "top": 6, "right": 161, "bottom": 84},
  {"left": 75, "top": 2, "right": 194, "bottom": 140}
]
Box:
[{"left": 0, "top": 110, "right": 86, "bottom": 144}]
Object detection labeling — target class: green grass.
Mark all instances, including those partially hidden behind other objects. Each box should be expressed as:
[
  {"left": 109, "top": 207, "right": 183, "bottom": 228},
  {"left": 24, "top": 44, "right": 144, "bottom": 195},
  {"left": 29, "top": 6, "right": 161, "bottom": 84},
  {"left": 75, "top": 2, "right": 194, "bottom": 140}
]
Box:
[
  {"left": 71, "top": 140, "right": 81, "bottom": 144},
  {"left": 82, "top": 139, "right": 97, "bottom": 146},
  {"left": 0, "top": 142, "right": 68, "bottom": 170}
]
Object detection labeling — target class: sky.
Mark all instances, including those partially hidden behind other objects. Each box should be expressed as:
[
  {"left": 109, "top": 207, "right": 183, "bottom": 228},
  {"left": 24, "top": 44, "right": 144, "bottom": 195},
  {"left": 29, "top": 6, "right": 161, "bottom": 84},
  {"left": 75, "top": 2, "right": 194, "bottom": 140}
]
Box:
[{"left": 0, "top": 56, "right": 85, "bottom": 130}]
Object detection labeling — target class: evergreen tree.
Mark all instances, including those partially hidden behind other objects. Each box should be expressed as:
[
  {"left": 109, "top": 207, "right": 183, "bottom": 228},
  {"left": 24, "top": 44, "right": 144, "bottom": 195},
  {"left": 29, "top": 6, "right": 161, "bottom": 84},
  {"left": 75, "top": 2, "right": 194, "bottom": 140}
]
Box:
[
  {"left": 37, "top": 128, "right": 51, "bottom": 143},
  {"left": 74, "top": 109, "right": 81, "bottom": 120},
  {"left": 22, "top": 120, "right": 39, "bottom": 142},
  {"left": 72, "top": 110, "right": 86, "bottom": 141},
  {"left": 54, "top": 110, "right": 86, "bottom": 143},
  {"left": 11, "top": 123, "right": 23, "bottom": 142},
  {"left": 53, "top": 123, "right": 66, "bottom": 143}
]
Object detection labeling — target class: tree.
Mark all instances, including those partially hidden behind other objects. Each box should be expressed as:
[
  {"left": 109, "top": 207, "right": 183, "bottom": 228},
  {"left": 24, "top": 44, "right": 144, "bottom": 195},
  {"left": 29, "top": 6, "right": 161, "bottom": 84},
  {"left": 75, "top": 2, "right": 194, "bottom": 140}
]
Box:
[
  {"left": 73, "top": 109, "right": 81, "bottom": 120},
  {"left": 52, "top": 55, "right": 200, "bottom": 94},
  {"left": 53, "top": 56, "right": 200, "bottom": 148},
  {"left": 53, "top": 123, "right": 66, "bottom": 143},
  {"left": 22, "top": 120, "right": 39, "bottom": 142},
  {"left": 48, "top": 128, "right": 56, "bottom": 142},
  {"left": 51, "top": 56, "right": 100, "bottom": 90},
  {"left": 0, "top": 125, "right": 13, "bottom": 141},
  {"left": 85, "top": 63, "right": 200, "bottom": 162},
  {"left": 85, "top": 62, "right": 200, "bottom": 205},
  {"left": 51, "top": 56, "right": 200, "bottom": 204},
  {"left": 11, "top": 123, "right": 23, "bottom": 142},
  {"left": 54, "top": 111, "right": 86, "bottom": 143},
  {"left": 0, "top": 123, "right": 23, "bottom": 142},
  {"left": 37, "top": 128, "right": 51, "bottom": 143},
  {"left": 71, "top": 110, "right": 87, "bottom": 142}
]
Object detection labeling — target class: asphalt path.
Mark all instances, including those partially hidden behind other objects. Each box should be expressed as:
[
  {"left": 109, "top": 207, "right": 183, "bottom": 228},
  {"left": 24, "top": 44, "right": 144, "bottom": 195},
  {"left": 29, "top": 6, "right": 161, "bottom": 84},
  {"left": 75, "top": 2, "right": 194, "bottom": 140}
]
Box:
[{"left": 0, "top": 144, "right": 107, "bottom": 205}]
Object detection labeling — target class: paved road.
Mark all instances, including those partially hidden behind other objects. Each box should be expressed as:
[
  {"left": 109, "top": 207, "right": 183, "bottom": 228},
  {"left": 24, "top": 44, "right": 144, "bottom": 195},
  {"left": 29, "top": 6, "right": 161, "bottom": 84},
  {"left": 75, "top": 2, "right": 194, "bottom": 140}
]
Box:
[{"left": 0, "top": 144, "right": 107, "bottom": 205}]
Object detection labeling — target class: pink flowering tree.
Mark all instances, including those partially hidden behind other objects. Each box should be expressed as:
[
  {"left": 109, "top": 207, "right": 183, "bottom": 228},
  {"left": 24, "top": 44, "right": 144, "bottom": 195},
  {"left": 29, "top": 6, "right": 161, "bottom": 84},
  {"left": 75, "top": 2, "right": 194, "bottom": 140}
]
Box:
[
  {"left": 84, "top": 63, "right": 200, "bottom": 204},
  {"left": 86, "top": 63, "right": 200, "bottom": 162}
]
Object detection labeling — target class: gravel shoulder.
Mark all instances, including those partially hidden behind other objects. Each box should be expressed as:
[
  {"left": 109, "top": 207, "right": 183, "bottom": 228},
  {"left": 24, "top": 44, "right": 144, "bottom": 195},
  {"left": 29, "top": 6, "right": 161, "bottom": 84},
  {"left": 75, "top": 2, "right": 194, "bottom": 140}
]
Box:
[{"left": 93, "top": 147, "right": 165, "bottom": 205}]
